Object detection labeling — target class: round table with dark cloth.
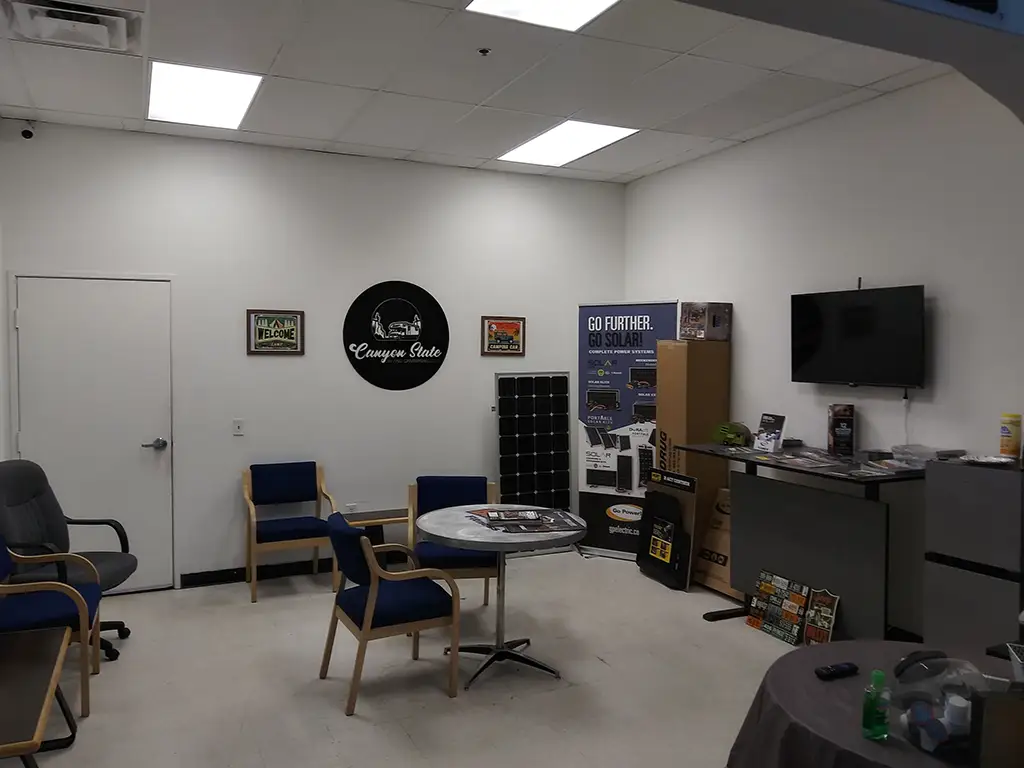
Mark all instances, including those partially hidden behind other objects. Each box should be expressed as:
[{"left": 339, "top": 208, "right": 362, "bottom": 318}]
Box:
[{"left": 728, "top": 640, "right": 1010, "bottom": 768}]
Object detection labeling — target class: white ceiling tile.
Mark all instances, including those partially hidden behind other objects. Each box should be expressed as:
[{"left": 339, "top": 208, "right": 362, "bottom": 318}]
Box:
[
  {"left": 149, "top": 0, "right": 305, "bottom": 73},
  {"left": 658, "top": 74, "right": 853, "bottom": 138},
  {"left": 728, "top": 88, "right": 879, "bottom": 141},
  {"left": 405, "top": 151, "right": 485, "bottom": 168},
  {"left": 0, "top": 39, "right": 32, "bottom": 108},
  {"left": 233, "top": 132, "right": 330, "bottom": 151},
  {"left": 568, "top": 129, "right": 709, "bottom": 173},
  {"left": 12, "top": 42, "right": 143, "bottom": 117},
  {"left": 867, "top": 61, "right": 954, "bottom": 92},
  {"left": 339, "top": 92, "right": 474, "bottom": 149},
  {"left": 404, "top": 0, "right": 469, "bottom": 7},
  {"left": 384, "top": 11, "right": 569, "bottom": 104},
  {"left": 581, "top": 0, "right": 740, "bottom": 53},
  {"left": 631, "top": 137, "right": 738, "bottom": 178},
  {"left": 689, "top": 21, "right": 839, "bottom": 71},
  {"left": 546, "top": 167, "right": 620, "bottom": 181},
  {"left": 480, "top": 159, "right": 551, "bottom": 175},
  {"left": 145, "top": 120, "right": 331, "bottom": 151},
  {"left": 485, "top": 36, "right": 673, "bottom": 117},
  {"left": 241, "top": 77, "right": 373, "bottom": 140},
  {"left": 272, "top": 0, "right": 450, "bottom": 89},
  {"left": 675, "top": 138, "right": 738, "bottom": 163},
  {"left": 418, "top": 107, "right": 560, "bottom": 159},
  {"left": 34, "top": 109, "right": 132, "bottom": 130},
  {"left": 144, "top": 121, "right": 248, "bottom": 141},
  {"left": 324, "top": 142, "right": 412, "bottom": 159},
  {"left": 573, "top": 54, "right": 769, "bottom": 129},
  {"left": 786, "top": 42, "right": 922, "bottom": 87}
]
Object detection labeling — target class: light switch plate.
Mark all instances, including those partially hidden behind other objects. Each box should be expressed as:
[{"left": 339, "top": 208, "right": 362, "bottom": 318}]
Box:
[{"left": 232, "top": 419, "right": 245, "bottom": 436}]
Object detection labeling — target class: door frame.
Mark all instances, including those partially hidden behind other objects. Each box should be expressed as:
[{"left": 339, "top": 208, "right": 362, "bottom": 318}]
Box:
[{"left": 7, "top": 270, "right": 178, "bottom": 588}]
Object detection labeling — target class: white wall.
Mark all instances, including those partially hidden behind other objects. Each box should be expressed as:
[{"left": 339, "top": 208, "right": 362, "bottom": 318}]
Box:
[
  {"left": 0, "top": 124, "right": 625, "bottom": 575},
  {"left": 625, "top": 73, "right": 1024, "bottom": 455}
]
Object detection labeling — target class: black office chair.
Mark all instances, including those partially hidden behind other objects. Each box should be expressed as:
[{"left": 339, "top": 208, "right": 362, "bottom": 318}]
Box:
[{"left": 0, "top": 459, "right": 138, "bottom": 661}]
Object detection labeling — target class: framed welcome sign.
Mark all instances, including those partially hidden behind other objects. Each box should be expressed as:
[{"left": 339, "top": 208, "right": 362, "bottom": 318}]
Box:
[{"left": 247, "top": 310, "right": 305, "bottom": 355}]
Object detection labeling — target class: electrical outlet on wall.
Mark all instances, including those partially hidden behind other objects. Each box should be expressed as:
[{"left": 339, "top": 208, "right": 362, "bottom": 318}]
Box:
[
  {"left": 345, "top": 502, "right": 358, "bottom": 514},
  {"left": 232, "top": 419, "right": 245, "bottom": 436}
]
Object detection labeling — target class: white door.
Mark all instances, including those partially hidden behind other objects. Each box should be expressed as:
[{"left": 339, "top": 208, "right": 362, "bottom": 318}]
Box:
[{"left": 15, "top": 277, "right": 173, "bottom": 591}]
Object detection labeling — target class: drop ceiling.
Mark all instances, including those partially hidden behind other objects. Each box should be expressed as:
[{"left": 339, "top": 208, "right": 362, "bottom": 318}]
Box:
[{"left": 0, "top": 0, "right": 952, "bottom": 182}]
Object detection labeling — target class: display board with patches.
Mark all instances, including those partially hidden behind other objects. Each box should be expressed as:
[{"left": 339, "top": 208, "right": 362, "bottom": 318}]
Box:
[
  {"left": 343, "top": 281, "right": 448, "bottom": 390},
  {"left": 496, "top": 372, "right": 572, "bottom": 511},
  {"left": 746, "top": 570, "right": 809, "bottom": 646}
]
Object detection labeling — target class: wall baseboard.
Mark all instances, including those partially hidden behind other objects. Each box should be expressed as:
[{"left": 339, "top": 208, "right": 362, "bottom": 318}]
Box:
[
  {"left": 180, "top": 557, "right": 335, "bottom": 589},
  {"left": 180, "top": 525, "right": 389, "bottom": 589}
]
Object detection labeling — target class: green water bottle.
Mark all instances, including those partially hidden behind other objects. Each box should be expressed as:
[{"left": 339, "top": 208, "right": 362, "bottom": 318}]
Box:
[{"left": 861, "top": 669, "right": 890, "bottom": 741}]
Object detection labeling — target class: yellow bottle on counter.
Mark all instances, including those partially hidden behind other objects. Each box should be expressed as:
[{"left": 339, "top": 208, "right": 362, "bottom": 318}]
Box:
[{"left": 1000, "top": 413, "right": 1022, "bottom": 457}]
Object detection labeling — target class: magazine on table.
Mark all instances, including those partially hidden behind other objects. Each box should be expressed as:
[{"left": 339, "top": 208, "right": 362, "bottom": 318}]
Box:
[{"left": 484, "top": 509, "right": 583, "bottom": 534}]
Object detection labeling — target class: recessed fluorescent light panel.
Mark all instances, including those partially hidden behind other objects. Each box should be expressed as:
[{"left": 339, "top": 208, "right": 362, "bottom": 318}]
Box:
[
  {"left": 466, "top": 0, "right": 622, "bottom": 31},
  {"left": 499, "top": 121, "right": 638, "bottom": 167},
  {"left": 148, "top": 62, "right": 262, "bottom": 130}
]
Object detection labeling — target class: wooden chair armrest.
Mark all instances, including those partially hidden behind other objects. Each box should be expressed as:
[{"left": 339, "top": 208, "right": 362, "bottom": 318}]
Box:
[
  {"left": 379, "top": 566, "right": 461, "bottom": 599},
  {"left": 372, "top": 543, "right": 420, "bottom": 568},
  {"left": 9, "top": 551, "right": 100, "bottom": 583},
  {"left": 321, "top": 482, "right": 338, "bottom": 514}
]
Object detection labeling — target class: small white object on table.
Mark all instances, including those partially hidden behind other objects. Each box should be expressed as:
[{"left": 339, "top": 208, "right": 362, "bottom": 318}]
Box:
[{"left": 416, "top": 504, "right": 586, "bottom": 689}]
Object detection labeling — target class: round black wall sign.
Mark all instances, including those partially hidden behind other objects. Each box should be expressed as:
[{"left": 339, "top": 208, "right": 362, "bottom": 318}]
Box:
[{"left": 343, "top": 281, "right": 449, "bottom": 390}]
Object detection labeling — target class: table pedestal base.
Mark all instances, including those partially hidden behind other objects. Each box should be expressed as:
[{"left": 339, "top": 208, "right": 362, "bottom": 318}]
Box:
[{"left": 446, "top": 639, "right": 561, "bottom": 689}]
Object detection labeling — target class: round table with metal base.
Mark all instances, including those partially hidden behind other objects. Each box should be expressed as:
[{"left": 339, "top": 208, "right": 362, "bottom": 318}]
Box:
[{"left": 417, "top": 504, "right": 586, "bottom": 689}]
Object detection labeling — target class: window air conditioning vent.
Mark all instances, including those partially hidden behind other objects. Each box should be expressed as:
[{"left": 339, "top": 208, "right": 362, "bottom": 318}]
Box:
[{"left": 4, "top": 1, "right": 143, "bottom": 54}]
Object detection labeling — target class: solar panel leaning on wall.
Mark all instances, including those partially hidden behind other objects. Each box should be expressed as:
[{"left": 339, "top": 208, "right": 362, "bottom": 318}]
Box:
[{"left": 496, "top": 373, "right": 572, "bottom": 511}]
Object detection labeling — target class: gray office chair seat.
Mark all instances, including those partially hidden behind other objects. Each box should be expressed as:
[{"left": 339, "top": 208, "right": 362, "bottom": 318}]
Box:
[{"left": 11, "top": 550, "right": 138, "bottom": 592}]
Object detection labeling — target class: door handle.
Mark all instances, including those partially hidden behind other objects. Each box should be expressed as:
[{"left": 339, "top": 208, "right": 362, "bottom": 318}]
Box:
[{"left": 142, "top": 438, "right": 168, "bottom": 450}]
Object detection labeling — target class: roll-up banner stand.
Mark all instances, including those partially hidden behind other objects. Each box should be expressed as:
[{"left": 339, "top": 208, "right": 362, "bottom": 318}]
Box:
[{"left": 577, "top": 301, "right": 679, "bottom": 558}]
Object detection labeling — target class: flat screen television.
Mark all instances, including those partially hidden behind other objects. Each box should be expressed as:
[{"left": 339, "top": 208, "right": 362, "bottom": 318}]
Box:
[{"left": 791, "top": 285, "right": 925, "bottom": 388}]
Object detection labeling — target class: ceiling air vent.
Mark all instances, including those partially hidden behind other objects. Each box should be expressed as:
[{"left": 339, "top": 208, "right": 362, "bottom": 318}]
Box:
[{"left": 3, "top": 1, "right": 143, "bottom": 54}]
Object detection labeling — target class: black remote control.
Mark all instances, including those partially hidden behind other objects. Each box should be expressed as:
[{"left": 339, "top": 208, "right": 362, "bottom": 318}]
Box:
[{"left": 814, "top": 662, "right": 859, "bottom": 681}]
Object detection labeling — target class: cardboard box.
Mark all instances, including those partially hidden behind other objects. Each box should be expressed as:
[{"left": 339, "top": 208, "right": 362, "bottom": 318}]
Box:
[
  {"left": 680, "top": 302, "right": 733, "bottom": 341},
  {"left": 655, "top": 340, "right": 731, "bottom": 556},
  {"left": 693, "top": 489, "right": 745, "bottom": 602}
]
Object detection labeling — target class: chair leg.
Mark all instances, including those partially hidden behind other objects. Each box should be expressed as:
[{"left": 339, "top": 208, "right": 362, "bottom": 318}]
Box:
[
  {"left": 250, "top": 550, "right": 258, "bottom": 603},
  {"left": 245, "top": 536, "right": 252, "bottom": 584},
  {"left": 91, "top": 615, "right": 101, "bottom": 675},
  {"left": 77, "top": 620, "right": 90, "bottom": 718},
  {"left": 448, "top": 621, "right": 460, "bottom": 699},
  {"left": 483, "top": 578, "right": 490, "bottom": 606},
  {"left": 412, "top": 631, "right": 420, "bottom": 661},
  {"left": 313, "top": 546, "right": 320, "bottom": 575},
  {"left": 345, "top": 638, "right": 368, "bottom": 716},
  {"left": 319, "top": 611, "right": 339, "bottom": 680},
  {"left": 332, "top": 557, "right": 341, "bottom": 592}
]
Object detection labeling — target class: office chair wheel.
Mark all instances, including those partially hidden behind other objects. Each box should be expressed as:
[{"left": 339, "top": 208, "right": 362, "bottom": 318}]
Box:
[
  {"left": 104, "top": 646, "right": 121, "bottom": 661},
  {"left": 117, "top": 627, "right": 131, "bottom": 639}
]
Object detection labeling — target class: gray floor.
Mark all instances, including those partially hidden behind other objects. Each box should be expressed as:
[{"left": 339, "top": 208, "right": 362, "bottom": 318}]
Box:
[{"left": 30, "top": 552, "right": 788, "bottom": 768}]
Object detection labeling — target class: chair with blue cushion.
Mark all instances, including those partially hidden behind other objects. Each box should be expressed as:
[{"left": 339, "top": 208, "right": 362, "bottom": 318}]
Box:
[
  {"left": 243, "top": 461, "right": 339, "bottom": 603},
  {"left": 407, "top": 476, "right": 499, "bottom": 605},
  {"left": 0, "top": 533, "right": 101, "bottom": 717},
  {"left": 319, "top": 513, "right": 460, "bottom": 716}
]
